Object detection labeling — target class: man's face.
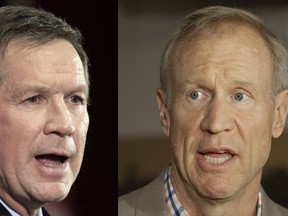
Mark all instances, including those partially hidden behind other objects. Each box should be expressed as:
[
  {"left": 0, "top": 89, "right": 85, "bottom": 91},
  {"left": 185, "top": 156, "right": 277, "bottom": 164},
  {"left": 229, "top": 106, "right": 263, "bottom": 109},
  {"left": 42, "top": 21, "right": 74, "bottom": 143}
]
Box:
[
  {"left": 0, "top": 39, "right": 89, "bottom": 207},
  {"left": 157, "top": 26, "right": 288, "bottom": 199}
]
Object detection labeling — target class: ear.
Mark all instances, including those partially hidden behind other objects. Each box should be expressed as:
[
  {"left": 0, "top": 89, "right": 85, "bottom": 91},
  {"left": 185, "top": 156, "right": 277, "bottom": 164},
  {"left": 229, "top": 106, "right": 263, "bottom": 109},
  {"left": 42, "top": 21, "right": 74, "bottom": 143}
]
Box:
[
  {"left": 156, "top": 88, "right": 170, "bottom": 137},
  {"left": 272, "top": 90, "right": 288, "bottom": 138}
]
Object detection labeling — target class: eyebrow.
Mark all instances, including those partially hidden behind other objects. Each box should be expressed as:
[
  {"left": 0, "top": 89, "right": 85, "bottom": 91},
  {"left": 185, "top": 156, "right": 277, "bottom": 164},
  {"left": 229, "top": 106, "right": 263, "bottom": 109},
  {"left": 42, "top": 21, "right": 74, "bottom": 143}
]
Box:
[
  {"left": 10, "top": 84, "right": 89, "bottom": 100},
  {"left": 180, "top": 79, "right": 255, "bottom": 88}
]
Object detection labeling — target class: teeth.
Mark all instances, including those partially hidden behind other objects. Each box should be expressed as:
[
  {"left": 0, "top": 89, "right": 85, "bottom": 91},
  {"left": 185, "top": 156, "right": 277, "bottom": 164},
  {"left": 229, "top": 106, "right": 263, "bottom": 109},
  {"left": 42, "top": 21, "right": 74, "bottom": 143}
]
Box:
[
  {"left": 42, "top": 160, "right": 62, "bottom": 167},
  {"left": 218, "top": 151, "right": 226, "bottom": 154},
  {"left": 204, "top": 155, "right": 232, "bottom": 164},
  {"left": 35, "top": 155, "right": 67, "bottom": 168}
]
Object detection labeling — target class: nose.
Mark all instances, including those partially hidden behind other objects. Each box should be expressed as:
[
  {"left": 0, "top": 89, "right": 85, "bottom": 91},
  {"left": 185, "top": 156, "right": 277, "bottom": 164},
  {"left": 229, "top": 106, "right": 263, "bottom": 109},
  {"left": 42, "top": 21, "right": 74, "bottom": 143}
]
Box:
[
  {"left": 44, "top": 100, "right": 75, "bottom": 136},
  {"left": 200, "top": 97, "right": 234, "bottom": 134}
]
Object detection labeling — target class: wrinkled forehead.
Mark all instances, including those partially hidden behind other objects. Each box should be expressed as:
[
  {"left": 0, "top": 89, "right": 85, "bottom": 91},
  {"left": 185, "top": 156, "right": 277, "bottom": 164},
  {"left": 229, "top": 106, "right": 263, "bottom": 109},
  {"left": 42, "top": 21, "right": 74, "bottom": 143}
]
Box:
[
  {"left": 1, "top": 38, "right": 89, "bottom": 87},
  {"left": 168, "top": 24, "right": 274, "bottom": 92},
  {"left": 171, "top": 24, "right": 272, "bottom": 76}
]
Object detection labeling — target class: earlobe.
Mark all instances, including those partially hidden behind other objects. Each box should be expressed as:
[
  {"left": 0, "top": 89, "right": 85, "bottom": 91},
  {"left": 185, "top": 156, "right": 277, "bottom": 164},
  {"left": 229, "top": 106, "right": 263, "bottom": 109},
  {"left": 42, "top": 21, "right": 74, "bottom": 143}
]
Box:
[
  {"left": 272, "top": 90, "right": 288, "bottom": 138},
  {"left": 156, "top": 88, "right": 170, "bottom": 137}
]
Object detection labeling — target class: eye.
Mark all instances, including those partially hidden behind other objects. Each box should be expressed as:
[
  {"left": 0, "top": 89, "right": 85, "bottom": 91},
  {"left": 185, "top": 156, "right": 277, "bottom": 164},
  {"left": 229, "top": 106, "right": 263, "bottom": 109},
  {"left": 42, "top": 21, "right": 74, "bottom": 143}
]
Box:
[
  {"left": 68, "top": 95, "right": 85, "bottom": 105},
  {"left": 189, "top": 91, "right": 204, "bottom": 100},
  {"left": 25, "top": 95, "right": 41, "bottom": 104},
  {"left": 234, "top": 92, "right": 250, "bottom": 101}
]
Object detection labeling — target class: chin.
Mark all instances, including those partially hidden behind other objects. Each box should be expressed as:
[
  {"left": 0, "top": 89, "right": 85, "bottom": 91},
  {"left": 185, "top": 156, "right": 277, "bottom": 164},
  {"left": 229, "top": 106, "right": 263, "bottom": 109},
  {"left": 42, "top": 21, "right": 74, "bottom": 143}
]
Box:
[
  {"left": 199, "top": 177, "right": 236, "bottom": 200},
  {"left": 38, "top": 191, "right": 69, "bottom": 205},
  {"left": 203, "top": 187, "right": 234, "bottom": 200},
  {"left": 31, "top": 181, "right": 72, "bottom": 204}
]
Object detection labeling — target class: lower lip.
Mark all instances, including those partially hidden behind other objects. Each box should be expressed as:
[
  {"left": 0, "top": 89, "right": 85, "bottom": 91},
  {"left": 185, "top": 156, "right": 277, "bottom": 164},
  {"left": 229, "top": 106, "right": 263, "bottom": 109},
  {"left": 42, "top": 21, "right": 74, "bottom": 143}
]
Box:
[
  {"left": 196, "top": 152, "right": 237, "bottom": 172},
  {"left": 35, "top": 158, "right": 70, "bottom": 179}
]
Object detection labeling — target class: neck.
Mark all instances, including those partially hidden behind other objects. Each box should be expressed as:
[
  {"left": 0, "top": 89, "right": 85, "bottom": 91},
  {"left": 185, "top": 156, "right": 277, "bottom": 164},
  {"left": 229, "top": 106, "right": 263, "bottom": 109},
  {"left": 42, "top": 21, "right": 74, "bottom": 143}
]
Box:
[{"left": 170, "top": 166, "right": 261, "bottom": 216}]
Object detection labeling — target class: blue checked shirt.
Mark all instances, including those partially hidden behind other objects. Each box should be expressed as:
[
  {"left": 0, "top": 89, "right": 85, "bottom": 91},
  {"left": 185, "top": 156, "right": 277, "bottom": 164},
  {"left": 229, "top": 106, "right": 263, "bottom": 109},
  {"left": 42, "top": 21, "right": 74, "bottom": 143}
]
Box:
[{"left": 164, "top": 167, "right": 262, "bottom": 216}]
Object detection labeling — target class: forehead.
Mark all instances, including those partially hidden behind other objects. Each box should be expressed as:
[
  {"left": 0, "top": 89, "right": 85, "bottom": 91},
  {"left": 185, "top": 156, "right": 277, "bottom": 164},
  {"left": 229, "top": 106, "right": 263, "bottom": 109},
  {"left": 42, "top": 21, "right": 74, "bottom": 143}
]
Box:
[
  {"left": 3, "top": 39, "right": 84, "bottom": 75},
  {"left": 171, "top": 25, "right": 273, "bottom": 86},
  {"left": 0, "top": 39, "right": 88, "bottom": 93}
]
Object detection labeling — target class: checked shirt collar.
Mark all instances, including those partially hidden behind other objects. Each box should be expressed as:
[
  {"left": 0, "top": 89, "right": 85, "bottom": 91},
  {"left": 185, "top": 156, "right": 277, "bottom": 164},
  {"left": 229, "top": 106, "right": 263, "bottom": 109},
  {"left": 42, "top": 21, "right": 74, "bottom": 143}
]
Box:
[{"left": 164, "top": 166, "right": 262, "bottom": 216}]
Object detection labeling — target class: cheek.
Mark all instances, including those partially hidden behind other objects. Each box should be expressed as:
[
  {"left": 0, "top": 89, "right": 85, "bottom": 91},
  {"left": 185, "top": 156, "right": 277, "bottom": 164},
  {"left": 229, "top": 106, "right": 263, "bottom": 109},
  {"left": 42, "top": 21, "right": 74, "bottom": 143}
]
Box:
[
  {"left": 238, "top": 110, "right": 273, "bottom": 171},
  {"left": 248, "top": 123, "right": 272, "bottom": 162},
  {"left": 76, "top": 136, "right": 86, "bottom": 161},
  {"left": 72, "top": 115, "right": 89, "bottom": 167},
  {"left": 0, "top": 119, "right": 27, "bottom": 161},
  {"left": 76, "top": 111, "right": 89, "bottom": 134},
  {"left": 170, "top": 106, "right": 200, "bottom": 140},
  {"left": 78, "top": 114, "right": 89, "bottom": 150},
  {"left": 170, "top": 112, "right": 199, "bottom": 168}
]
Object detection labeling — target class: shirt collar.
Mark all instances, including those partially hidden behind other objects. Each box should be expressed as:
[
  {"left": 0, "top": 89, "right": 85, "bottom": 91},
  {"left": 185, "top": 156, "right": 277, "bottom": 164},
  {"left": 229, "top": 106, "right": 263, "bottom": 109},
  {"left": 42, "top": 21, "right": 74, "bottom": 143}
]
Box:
[
  {"left": 164, "top": 166, "right": 262, "bottom": 216},
  {"left": 0, "top": 199, "right": 43, "bottom": 216}
]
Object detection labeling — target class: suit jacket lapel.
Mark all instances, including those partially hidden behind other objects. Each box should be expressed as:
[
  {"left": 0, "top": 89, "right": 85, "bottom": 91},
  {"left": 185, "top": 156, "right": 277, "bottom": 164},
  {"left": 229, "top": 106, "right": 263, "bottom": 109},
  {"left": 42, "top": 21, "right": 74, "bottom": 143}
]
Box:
[
  {"left": 0, "top": 201, "right": 51, "bottom": 216},
  {"left": 42, "top": 208, "right": 51, "bottom": 216},
  {"left": 136, "top": 170, "right": 167, "bottom": 216},
  {"left": 0, "top": 202, "right": 11, "bottom": 216}
]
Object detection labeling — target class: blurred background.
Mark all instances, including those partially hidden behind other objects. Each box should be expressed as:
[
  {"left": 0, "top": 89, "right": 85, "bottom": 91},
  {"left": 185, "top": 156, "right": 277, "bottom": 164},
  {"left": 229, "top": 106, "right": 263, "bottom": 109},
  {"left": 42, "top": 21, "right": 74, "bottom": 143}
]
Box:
[
  {"left": 0, "top": 0, "right": 117, "bottom": 215},
  {"left": 119, "top": 0, "right": 288, "bottom": 208}
]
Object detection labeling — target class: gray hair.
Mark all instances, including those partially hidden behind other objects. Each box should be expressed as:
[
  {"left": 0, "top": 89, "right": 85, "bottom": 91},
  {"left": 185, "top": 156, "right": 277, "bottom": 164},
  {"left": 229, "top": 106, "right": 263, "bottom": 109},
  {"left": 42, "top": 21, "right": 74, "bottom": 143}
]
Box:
[
  {"left": 160, "top": 6, "right": 288, "bottom": 102},
  {"left": 0, "top": 5, "right": 89, "bottom": 88}
]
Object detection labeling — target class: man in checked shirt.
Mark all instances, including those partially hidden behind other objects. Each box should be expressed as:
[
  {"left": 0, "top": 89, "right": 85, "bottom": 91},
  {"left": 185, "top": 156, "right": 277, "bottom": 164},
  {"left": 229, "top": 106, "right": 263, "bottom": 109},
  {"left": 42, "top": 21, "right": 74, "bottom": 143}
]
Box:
[{"left": 119, "top": 6, "right": 288, "bottom": 216}]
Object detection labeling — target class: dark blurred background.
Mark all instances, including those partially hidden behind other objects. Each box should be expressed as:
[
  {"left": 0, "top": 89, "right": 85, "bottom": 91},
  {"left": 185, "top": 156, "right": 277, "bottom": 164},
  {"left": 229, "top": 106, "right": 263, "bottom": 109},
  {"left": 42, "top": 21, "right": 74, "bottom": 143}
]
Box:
[
  {"left": 119, "top": 0, "right": 288, "bottom": 209},
  {"left": 0, "top": 0, "right": 117, "bottom": 215}
]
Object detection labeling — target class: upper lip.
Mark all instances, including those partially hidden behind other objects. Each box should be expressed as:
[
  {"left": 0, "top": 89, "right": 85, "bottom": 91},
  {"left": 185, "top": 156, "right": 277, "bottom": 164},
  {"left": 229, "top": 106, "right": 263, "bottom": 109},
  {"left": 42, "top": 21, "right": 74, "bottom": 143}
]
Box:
[
  {"left": 34, "top": 151, "right": 74, "bottom": 164},
  {"left": 197, "top": 147, "right": 237, "bottom": 155},
  {"left": 35, "top": 149, "right": 74, "bottom": 156},
  {"left": 34, "top": 138, "right": 76, "bottom": 159}
]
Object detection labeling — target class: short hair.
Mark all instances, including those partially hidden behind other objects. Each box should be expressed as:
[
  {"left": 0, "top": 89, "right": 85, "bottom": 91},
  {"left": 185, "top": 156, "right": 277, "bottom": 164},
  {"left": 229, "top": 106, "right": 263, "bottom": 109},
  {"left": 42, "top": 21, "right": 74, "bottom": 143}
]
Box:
[
  {"left": 160, "top": 6, "right": 288, "bottom": 102},
  {"left": 0, "top": 5, "right": 89, "bottom": 88}
]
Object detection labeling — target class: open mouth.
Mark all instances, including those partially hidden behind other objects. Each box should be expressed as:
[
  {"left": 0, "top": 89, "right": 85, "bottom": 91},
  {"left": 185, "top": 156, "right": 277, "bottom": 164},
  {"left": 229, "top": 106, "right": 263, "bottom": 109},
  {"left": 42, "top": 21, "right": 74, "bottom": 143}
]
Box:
[
  {"left": 199, "top": 151, "right": 235, "bottom": 165},
  {"left": 35, "top": 154, "right": 69, "bottom": 167}
]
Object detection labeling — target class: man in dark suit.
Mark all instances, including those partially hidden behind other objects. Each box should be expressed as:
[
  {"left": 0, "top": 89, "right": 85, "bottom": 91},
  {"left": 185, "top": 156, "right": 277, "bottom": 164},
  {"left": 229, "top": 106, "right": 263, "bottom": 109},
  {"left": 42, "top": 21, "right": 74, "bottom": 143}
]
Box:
[
  {"left": 0, "top": 204, "right": 50, "bottom": 216},
  {"left": 0, "top": 5, "right": 90, "bottom": 216},
  {"left": 119, "top": 6, "right": 288, "bottom": 215}
]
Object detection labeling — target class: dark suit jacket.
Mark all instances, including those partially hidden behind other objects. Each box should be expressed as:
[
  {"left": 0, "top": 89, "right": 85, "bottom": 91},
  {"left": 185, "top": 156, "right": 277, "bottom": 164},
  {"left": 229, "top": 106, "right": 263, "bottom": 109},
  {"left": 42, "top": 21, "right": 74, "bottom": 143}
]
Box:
[
  {"left": 119, "top": 170, "right": 288, "bottom": 216},
  {"left": 0, "top": 202, "right": 50, "bottom": 216}
]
